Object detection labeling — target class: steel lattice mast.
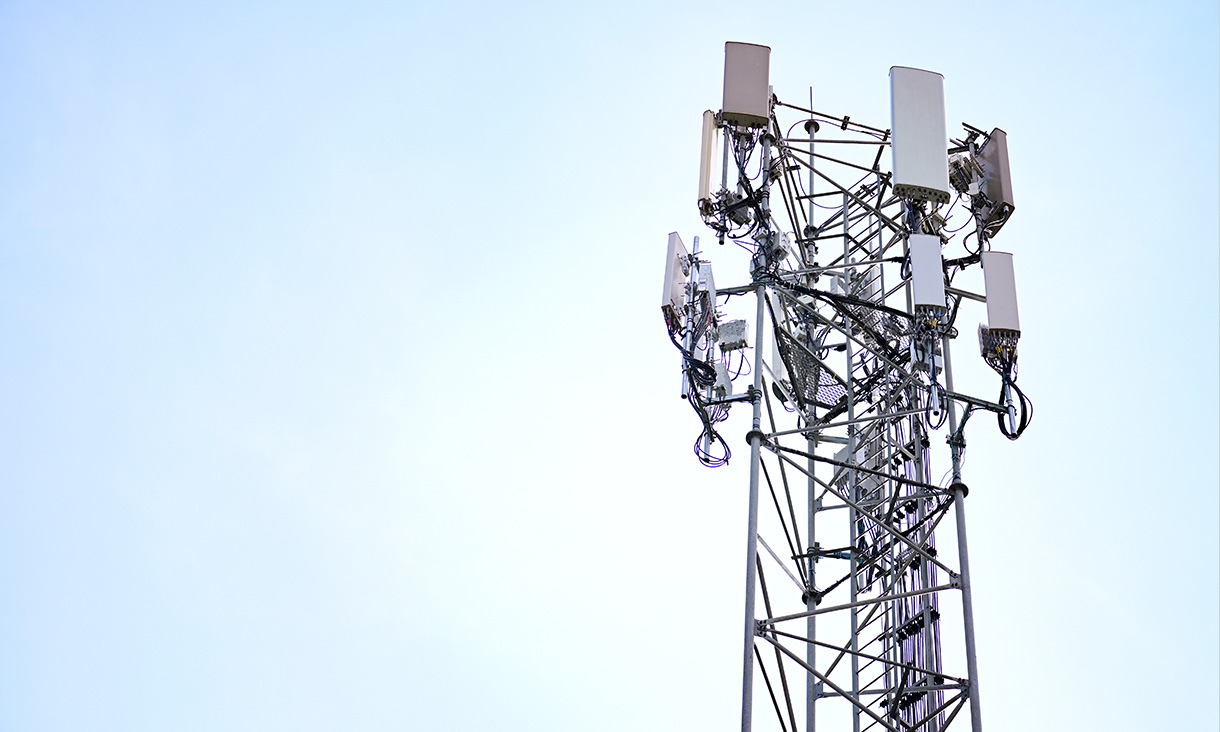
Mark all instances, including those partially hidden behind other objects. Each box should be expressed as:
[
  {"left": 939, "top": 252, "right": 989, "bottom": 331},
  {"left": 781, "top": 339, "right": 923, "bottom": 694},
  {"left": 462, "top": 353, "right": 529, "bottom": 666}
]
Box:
[{"left": 662, "top": 43, "right": 1029, "bottom": 732}]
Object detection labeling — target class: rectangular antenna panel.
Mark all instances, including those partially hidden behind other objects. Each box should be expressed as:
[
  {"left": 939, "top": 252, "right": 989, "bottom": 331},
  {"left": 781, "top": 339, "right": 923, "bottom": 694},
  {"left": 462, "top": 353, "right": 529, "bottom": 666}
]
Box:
[
  {"left": 981, "top": 251, "right": 1020, "bottom": 333},
  {"left": 859, "top": 268, "right": 881, "bottom": 302},
  {"left": 978, "top": 127, "right": 1015, "bottom": 229},
  {"left": 696, "top": 261, "right": 716, "bottom": 302},
  {"left": 698, "top": 110, "right": 718, "bottom": 206},
  {"left": 909, "top": 234, "right": 946, "bottom": 308},
  {"left": 768, "top": 290, "right": 785, "bottom": 384},
  {"left": 713, "top": 362, "right": 732, "bottom": 397},
  {"left": 889, "top": 66, "right": 949, "bottom": 204},
  {"left": 722, "top": 42, "right": 770, "bottom": 128},
  {"left": 662, "top": 232, "right": 689, "bottom": 323}
]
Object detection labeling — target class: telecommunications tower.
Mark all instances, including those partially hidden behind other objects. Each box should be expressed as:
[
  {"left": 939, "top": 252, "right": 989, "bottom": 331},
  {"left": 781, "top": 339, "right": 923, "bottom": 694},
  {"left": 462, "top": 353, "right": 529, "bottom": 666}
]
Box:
[{"left": 662, "top": 43, "right": 1030, "bottom": 732}]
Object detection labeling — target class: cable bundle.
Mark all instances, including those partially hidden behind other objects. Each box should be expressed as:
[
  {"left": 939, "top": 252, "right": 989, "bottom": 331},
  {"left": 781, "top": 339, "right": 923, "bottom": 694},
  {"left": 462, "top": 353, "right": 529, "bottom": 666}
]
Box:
[
  {"left": 665, "top": 293, "right": 732, "bottom": 467},
  {"left": 980, "top": 333, "right": 1032, "bottom": 440}
]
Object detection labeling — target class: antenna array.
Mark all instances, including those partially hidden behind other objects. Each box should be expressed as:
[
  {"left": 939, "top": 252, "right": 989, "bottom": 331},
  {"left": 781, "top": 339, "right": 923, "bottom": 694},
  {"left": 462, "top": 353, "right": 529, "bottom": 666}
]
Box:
[{"left": 662, "top": 43, "right": 1030, "bottom": 732}]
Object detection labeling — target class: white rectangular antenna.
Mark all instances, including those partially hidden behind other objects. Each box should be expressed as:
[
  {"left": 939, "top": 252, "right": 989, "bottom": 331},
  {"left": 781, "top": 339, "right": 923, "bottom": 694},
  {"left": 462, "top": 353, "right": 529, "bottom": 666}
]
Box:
[
  {"left": 696, "top": 261, "right": 716, "bottom": 304},
  {"left": 768, "top": 290, "right": 786, "bottom": 385},
  {"left": 981, "top": 251, "right": 1020, "bottom": 332},
  {"left": 722, "top": 42, "right": 770, "bottom": 128},
  {"left": 889, "top": 66, "right": 949, "bottom": 203},
  {"left": 859, "top": 267, "right": 881, "bottom": 302},
  {"left": 698, "top": 110, "right": 718, "bottom": 209},
  {"left": 978, "top": 127, "right": 1015, "bottom": 230},
  {"left": 909, "top": 234, "right": 946, "bottom": 309},
  {"left": 662, "top": 232, "right": 690, "bottom": 323}
]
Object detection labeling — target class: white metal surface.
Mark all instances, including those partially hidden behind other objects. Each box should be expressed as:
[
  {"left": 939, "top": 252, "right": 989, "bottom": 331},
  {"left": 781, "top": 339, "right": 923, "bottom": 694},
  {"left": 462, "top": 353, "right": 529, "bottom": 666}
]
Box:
[
  {"left": 981, "top": 251, "right": 1020, "bottom": 332},
  {"left": 909, "top": 234, "right": 946, "bottom": 309},
  {"left": 699, "top": 110, "right": 719, "bottom": 207},
  {"left": 889, "top": 66, "right": 949, "bottom": 203},
  {"left": 723, "top": 42, "right": 771, "bottom": 128},
  {"left": 696, "top": 261, "right": 717, "bottom": 302},
  {"left": 662, "top": 231, "right": 689, "bottom": 321},
  {"left": 715, "top": 362, "right": 732, "bottom": 396},
  {"left": 979, "top": 128, "right": 1014, "bottom": 212},
  {"left": 977, "top": 127, "right": 1015, "bottom": 231}
]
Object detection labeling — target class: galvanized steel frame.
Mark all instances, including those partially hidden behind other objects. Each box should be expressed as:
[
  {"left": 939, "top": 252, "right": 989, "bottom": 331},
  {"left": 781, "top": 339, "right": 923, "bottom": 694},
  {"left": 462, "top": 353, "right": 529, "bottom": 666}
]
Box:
[{"left": 720, "top": 95, "right": 1005, "bottom": 732}]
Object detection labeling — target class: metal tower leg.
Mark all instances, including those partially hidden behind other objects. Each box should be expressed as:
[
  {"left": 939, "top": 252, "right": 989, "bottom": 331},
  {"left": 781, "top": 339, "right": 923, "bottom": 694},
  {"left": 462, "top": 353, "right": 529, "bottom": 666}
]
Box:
[
  {"left": 740, "top": 280, "right": 768, "bottom": 732},
  {"left": 942, "top": 335, "right": 983, "bottom": 731}
]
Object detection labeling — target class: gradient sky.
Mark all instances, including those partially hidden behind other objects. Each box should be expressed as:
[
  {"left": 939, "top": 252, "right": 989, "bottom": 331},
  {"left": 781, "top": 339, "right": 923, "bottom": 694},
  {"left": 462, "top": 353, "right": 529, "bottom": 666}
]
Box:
[{"left": 0, "top": 1, "right": 1216, "bottom": 730}]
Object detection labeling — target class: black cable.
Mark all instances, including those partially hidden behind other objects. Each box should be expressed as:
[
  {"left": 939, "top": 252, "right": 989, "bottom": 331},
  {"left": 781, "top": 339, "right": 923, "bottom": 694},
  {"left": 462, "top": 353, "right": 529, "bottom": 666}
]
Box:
[
  {"left": 948, "top": 405, "right": 977, "bottom": 467},
  {"left": 945, "top": 293, "right": 964, "bottom": 330},
  {"left": 943, "top": 210, "right": 973, "bottom": 234},
  {"left": 729, "top": 349, "right": 751, "bottom": 380},
  {"left": 667, "top": 320, "right": 716, "bottom": 388},
  {"left": 683, "top": 364, "right": 731, "bottom": 467},
  {"left": 961, "top": 228, "right": 980, "bottom": 257},
  {"left": 784, "top": 282, "right": 914, "bottom": 325},
  {"left": 996, "top": 371, "right": 1033, "bottom": 440},
  {"left": 941, "top": 193, "right": 964, "bottom": 227},
  {"left": 982, "top": 348, "right": 1032, "bottom": 440},
  {"left": 665, "top": 305, "right": 733, "bottom": 466},
  {"left": 688, "top": 387, "right": 731, "bottom": 467},
  {"left": 924, "top": 382, "right": 948, "bottom": 431}
]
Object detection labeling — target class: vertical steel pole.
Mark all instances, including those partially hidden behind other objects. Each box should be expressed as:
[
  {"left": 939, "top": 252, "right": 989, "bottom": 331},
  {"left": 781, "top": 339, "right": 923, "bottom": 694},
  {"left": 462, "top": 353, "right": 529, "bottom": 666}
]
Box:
[
  {"left": 842, "top": 190, "right": 861, "bottom": 732},
  {"left": 805, "top": 441, "right": 817, "bottom": 732},
  {"left": 804, "top": 114, "right": 819, "bottom": 732},
  {"left": 680, "top": 236, "right": 703, "bottom": 400},
  {"left": 740, "top": 282, "right": 766, "bottom": 732},
  {"left": 720, "top": 123, "right": 731, "bottom": 247},
  {"left": 942, "top": 335, "right": 983, "bottom": 731},
  {"left": 740, "top": 127, "right": 773, "bottom": 732}
]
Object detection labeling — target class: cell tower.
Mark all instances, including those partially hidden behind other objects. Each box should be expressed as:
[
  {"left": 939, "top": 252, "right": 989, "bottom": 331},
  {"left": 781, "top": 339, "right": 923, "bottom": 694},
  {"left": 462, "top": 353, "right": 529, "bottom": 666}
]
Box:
[{"left": 662, "top": 43, "right": 1030, "bottom": 732}]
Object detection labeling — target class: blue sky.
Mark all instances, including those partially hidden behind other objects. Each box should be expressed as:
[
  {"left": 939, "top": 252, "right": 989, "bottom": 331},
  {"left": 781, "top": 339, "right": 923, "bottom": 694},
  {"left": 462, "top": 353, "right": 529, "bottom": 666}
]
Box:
[{"left": 0, "top": 1, "right": 1215, "bottom": 730}]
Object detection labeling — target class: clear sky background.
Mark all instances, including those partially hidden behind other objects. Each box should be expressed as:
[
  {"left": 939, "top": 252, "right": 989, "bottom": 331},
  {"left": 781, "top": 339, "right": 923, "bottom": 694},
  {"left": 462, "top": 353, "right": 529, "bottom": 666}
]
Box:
[{"left": 0, "top": 1, "right": 1215, "bottom": 730}]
